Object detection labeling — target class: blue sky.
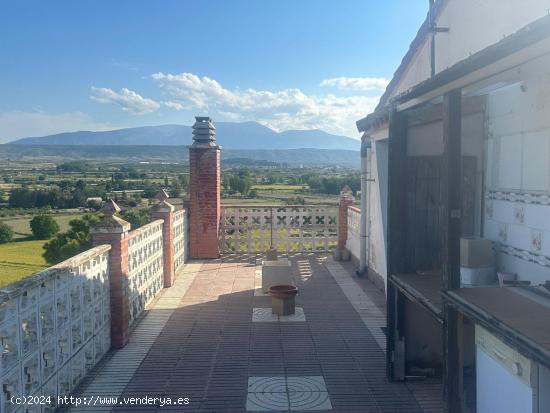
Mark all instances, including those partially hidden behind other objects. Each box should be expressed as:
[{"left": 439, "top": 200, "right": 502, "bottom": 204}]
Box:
[{"left": 0, "top": 0, "right": 428, "bottom": 142}]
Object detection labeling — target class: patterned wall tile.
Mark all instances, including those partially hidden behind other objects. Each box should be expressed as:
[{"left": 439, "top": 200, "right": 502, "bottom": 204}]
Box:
[
  {"left": 531, "top": 230, "right": 543, "bottom": 253},
  {"left": 498, "top": 224, "right": 508, "bottom": 243},
  {"left": 514, "top": 204, "right": 525, "bottom": 224}
]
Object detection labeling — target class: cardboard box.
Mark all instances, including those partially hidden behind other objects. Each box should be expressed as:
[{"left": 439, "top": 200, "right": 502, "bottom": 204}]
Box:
[{"left": 460, "top": 237, "right": 494, "bottom": 268}]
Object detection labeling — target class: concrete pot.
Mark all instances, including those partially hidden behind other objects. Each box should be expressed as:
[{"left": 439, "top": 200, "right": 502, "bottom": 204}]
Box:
[
  {"left": 341, "top": 248, "right": 351, "bottom": 261},
  {"left": 265, "top": 248, "right": 278, "bottom": 261},
  {"left": 269, "top": 285, "right": 298, "bottom": 316}
]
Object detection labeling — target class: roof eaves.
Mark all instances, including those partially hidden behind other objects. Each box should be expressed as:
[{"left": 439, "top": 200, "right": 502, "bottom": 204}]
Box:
[{"left": 376, "top": 0, "right": 450, "bottom": 111}]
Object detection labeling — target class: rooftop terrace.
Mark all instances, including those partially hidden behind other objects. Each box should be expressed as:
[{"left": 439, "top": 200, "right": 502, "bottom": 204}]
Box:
[{"left": 65, "top": 254, "right": 443, "bottom": 413}]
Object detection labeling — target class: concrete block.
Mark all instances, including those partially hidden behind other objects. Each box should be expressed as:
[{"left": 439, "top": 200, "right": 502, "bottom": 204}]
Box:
[
  {"left": 271, "top": 296, "right": 295, "bottom": 316},
  {"left": 261, "top": 259, "right": 293, "bottom": 292}
]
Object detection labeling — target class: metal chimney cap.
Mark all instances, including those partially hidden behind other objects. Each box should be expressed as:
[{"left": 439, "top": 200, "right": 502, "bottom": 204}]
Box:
[{"left": 192, "top": 116, "right": 216, "bottom": 145}]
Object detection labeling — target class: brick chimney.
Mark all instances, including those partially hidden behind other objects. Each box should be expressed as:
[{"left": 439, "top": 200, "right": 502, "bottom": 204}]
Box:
[{"left": 188, "top": 117, "right": 221, "bottom": 258}]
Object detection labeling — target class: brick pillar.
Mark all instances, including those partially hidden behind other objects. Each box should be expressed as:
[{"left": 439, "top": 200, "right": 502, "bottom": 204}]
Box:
[
  {"left": 338, "top": 185, "right": 355, "bottom": 250},
  {"left": 188, "top": 117, "right": 221, "bottom": 259},
  {"left": 90, "top": 200, "right": 131, "bottom": 349},
  {"left": 151, "top": 189, "right": 175, "bottom": 287}
]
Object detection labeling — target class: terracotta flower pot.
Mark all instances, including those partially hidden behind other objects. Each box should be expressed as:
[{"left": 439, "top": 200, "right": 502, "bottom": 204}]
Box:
[{"left": 268, "top": 285, "right": 298, "bottom": 299}]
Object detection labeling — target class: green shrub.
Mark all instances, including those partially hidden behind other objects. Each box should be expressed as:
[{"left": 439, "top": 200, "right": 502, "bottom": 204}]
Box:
[
  {"left": 30, "top": 215, "right": 60, "bottom": 239},
  {"left": 120, "top": 208, "right": 151, "bottom": 229},
  {"left": 43, "top": 214, "right": 100, "bottom": 264},
  {"left": 0, "top": 222, "right": 13, "bottom": 243}
]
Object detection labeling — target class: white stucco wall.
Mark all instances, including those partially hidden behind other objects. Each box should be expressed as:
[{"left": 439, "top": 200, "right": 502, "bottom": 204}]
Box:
[
  {"left": 368, "top": 140, "right": 388, "bottom": 289},
  {"left": 390, "top": 0, "right": 550, "bottom": 100}
]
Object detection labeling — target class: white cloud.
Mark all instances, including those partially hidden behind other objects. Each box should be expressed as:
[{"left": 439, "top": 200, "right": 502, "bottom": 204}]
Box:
[
  {"left": 0, "top": 111, "right": 116, "bottom": 143},
  {"left": 163, "top": 101, "right": 185, "bottom": 110},
  {"left": 90, "top": 87, "right": 160, "bottom": 114},
  {"left": 320, "top": 77, "right": 390, "bottom": 91},
  {"left": 152, "top": 72, "right": 380, "bottom": 137}
]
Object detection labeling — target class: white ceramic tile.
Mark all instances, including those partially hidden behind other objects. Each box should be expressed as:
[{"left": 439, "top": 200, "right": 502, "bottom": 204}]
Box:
[
  {"left": 522, "top": 130, "right": 550, "bottom": 192},
  {"left": 484, "top": 219, "right": 500, "bottom": 242},
  {"left": 524, "top": 204, "right": 550, "bottom": 232},
  {"left": 248, "top": 377, "right": 286, "bottom": 393},
  {"left": 530, "top": 230, "right": 543, "bottom": 253},
  {"left": 507, "top": 224, "right": 532, "bottom": 251},
  {"left": 246, "top": 392, "right": 289, "bottom": 411},
  {"left": 497, "top": 134, "right": 522, "bottom": 190},
  {"left": 492, "top": 200, "right": 515, "bottom": 224},
  {"left": 513, "top": 204, "right": 525, "bottom": 224},
  {"left": 542, "top": 231, "right": 550, "bottom": 257},
  {"left": 498, "top": 223, "right": 509, "bottom": 243}
]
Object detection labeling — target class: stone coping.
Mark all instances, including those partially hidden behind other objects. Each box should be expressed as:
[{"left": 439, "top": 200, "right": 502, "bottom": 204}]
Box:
[
  {"left": 128, "top": 219, "right": 164, "bottom": 239},
  {"left": 0, "top": 244, "right": 111, "bottom": 302},
  {"left": 173, "top": 208, "right": 187, "bottom": 217},
  {"left": 221, "top": 204, "right": 338, "bottom": 209}
]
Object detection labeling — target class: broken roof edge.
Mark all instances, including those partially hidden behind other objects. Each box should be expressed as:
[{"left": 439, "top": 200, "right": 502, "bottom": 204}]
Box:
[{"left": 356, "top": 107, "right": 390, "bottom": 133}]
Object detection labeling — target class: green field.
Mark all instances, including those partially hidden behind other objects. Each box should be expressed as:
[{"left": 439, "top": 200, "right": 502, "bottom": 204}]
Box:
[
  {"left": 0, "top": 214, "right": 82, "bottom": 239},
  {"left": 0, "top": 240, "right": 48, "bottom": 288},
  {"left": 251, "top": 184, "right": 307, "bottom": 191}
]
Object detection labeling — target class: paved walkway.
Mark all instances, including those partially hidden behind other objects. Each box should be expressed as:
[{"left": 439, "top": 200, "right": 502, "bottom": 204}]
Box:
[{"left": 68, "top": 254, "right": 443, "bottom": 413}]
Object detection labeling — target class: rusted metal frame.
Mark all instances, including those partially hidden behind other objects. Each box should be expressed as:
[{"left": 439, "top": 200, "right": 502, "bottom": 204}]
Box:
[{"left": 386, "top": 107, "right": 409, "bottom": 381}]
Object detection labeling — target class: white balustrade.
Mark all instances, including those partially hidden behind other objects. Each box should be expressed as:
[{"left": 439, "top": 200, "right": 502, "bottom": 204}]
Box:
[
  {"left": 0, "top": 245, "right": 111, "bottom": 412},
  {"left": 127, "top": 220, "right": 164, "bottom": 325},
  {"left": 172, "top": 209, "right": 188, "bottom": 273},
  {"left": 220, "top": 205, "right": 338, "bottom": 254}
]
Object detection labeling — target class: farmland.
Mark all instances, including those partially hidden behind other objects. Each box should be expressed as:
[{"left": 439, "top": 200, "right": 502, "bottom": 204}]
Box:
[
  {"left": 0, "top": 155, "right": 359, "bottom": 288},
  {"left": 0, "top": 240, "right": 48, "bottom": 287},
  {"left": 1, "top": 213, "right": 82, "bottom": 239}
]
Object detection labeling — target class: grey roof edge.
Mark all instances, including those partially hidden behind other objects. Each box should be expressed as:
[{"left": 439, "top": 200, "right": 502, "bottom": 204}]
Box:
[
  {"left": 388, "top": 12, "right": 550, "bottom": 106},
  {"left": 357, "top": 9, "right": 550, "bottom": 132},
  {"left": 376, "top": 0, "right": 450, "bottom": 111},
  {"left": 356, "top": 107, "right": 390, "bottom": 133}
]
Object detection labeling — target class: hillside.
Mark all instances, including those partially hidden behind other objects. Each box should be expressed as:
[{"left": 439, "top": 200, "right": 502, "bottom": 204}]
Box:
[
  {"left": 0, "top": 144, "right": 360, "bottom": 167},
  {"left": 9, "top": 121, "right": 360, "bottom": 150}
]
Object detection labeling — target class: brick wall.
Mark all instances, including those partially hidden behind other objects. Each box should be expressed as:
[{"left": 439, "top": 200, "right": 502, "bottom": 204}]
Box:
[{"left": 189, "top": 146, "right": 221, "bottom": 258}]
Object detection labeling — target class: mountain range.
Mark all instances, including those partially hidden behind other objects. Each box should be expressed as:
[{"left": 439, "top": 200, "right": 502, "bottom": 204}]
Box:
[{"left": 9, "top": 122, "right": 360, "bottom": 150}]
